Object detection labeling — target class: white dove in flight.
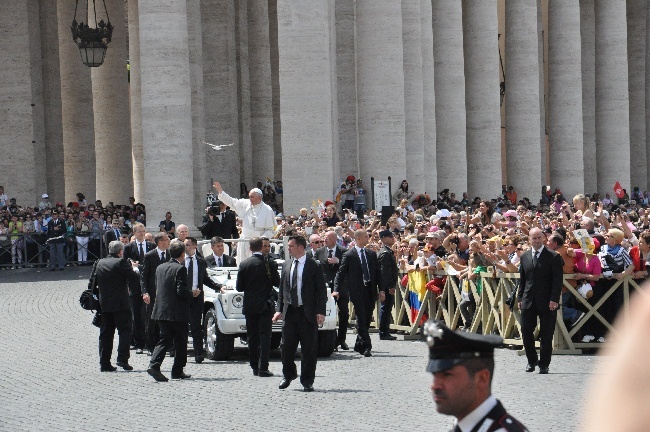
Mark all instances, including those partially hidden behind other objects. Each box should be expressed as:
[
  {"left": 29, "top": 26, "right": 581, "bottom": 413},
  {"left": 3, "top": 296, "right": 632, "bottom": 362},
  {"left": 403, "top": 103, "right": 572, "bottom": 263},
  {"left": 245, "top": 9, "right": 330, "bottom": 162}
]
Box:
[{"left": 202, "top": 141, "right": 235, "bottom": 151}]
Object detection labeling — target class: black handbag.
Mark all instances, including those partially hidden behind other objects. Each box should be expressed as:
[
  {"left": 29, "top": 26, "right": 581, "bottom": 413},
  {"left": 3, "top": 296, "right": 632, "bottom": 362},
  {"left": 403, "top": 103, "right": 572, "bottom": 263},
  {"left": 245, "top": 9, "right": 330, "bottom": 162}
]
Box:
[
  {"left": 79, "top": 289, "right": 100, "bottom": 311},
  {"left": 92, "top": 311, "right": 102, "bottom": 327},
  {"left": 80, "top": 260, "right": 100, "bottom": 311}
]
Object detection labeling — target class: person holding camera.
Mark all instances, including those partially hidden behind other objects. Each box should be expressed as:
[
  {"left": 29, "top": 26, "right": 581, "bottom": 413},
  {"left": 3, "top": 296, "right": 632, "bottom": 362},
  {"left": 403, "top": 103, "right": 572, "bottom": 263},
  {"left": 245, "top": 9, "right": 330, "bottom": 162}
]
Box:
[
  {"left": 236, "top": 237, "right": 280, "bottom": 377},
  {"left": 199, "top": 199, "right": 239, "bottom": 240}
]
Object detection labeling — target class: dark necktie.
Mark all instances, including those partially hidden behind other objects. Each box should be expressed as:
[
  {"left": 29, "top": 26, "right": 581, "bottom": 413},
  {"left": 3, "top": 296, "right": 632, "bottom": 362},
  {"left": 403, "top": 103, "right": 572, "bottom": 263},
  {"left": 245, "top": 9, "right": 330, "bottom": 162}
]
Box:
[
  {"left": 533, "top": 250, "right": 539, "bottom": 266},
  {"left": 138, "top": 243, "right": 144, "bottom": 262},
  {"left": 160, "top": 251, "right": 165, "bottom": 261},
  {"left": 187, "top": 256, "right": 194, "bottom": 289},
  {"left": 328, "top": 249, "right": 333, "bottom": 259},
  {"left": 217, "top": 256, "right": 222, "bottom": 267},
  {"left": 360, "top": 249, "right": 370, "bottom": 283},
  {"left": 290, "top": 259, "right": 299, "bottom": 307}
]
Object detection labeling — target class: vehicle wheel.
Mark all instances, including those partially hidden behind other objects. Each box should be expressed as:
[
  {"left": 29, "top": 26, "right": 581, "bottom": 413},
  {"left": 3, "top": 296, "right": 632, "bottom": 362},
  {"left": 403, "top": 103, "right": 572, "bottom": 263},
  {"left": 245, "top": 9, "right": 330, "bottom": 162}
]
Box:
[
  {"left": 317, "top": 329, "right": 337, "bottom": 357},
  {"left": 270, "top": 333, "right": 282, "bottom": 350},
  {"left": 204, "top": 308, "right": 234, "bottom": 360}
]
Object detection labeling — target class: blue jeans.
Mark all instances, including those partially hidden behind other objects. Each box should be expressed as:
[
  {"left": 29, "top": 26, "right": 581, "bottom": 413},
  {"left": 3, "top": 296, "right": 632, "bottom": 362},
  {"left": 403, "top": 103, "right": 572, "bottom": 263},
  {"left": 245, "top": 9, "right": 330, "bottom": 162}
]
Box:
[{"left": 561, "top": 291, "right": 579, "bottom": 322}]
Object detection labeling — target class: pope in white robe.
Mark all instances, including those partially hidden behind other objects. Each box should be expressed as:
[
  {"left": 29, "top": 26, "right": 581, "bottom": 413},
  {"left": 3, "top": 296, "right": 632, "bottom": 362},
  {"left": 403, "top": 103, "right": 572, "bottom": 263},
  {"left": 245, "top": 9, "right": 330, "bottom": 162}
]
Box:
[{"left": 213, "top": 182, "right": 276, "bottom": 263}]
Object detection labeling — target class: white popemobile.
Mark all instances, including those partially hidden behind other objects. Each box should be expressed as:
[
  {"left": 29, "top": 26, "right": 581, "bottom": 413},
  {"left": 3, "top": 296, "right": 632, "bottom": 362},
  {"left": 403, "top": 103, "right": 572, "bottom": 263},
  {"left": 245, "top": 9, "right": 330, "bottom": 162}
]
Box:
[{"left": 201, "top": 261, "right": 338, "bottom": 361}]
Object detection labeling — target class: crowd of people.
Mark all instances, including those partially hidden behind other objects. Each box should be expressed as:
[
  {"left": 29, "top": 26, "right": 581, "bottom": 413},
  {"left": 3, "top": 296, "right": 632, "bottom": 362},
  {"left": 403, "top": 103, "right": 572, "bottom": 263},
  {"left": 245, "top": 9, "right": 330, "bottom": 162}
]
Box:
[{"left": 4, "top": 180, "right": 649, "bottom": 347}]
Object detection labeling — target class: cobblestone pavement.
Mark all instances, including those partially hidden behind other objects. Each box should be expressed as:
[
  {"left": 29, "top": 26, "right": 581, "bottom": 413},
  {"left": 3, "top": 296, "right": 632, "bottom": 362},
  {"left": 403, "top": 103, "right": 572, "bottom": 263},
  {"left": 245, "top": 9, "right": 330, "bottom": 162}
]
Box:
[{"left": 0, "top": 267, "right": 597, "bottom": 431}]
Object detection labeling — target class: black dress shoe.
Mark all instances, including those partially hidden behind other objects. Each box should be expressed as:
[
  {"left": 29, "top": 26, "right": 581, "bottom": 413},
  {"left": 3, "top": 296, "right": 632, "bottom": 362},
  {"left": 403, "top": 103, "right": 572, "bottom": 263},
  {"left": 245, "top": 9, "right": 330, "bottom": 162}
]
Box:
[
  {"left": 147, "top": 368, "right": 169, "bottom": 382},
  {"left": 303, "top": 384, "right": 314, "bottom": 392},
  {"left": 171, "top": 372, "right": 192, "bottom": 380},
  {"left": 339, "top": 342, "right": 349, "bottom": 351},
  {"left": 116, "top": 362, "right": 133, "bottom": 371},
  {"left": 538, "top": 367, "right": 549, "bottom": 374},
  {"left": 135, "top": 348, "right": 144, "bottom": 355},
  {"left": 252, "top": 369, "right": 259, "bottom": 376},
  {"left": 363, "top": 349, "right": 372, "bottom": 357},
  {"left": 525, "top": 363, "right": 537, "bottom": 373},
  {"left": 168, "top": 350, "right": 175, "bottom": 358},
  {"left": 279, "top": 376, "right": 297, "bottom": 389},
  {"left": 147, "top": 350, "right": 153, "bottom": 356},
  {"left": 258, "top": 370, "right": 274, "bottom": 377},
  {"left": 379, "top": 334, "right": 397, "bottom": 340},
  {"left": 100, "top": 365, "right": 117, "bottom": 372},
  {"left": 195, "top": 355, "right": 204, "bottom": 364}
]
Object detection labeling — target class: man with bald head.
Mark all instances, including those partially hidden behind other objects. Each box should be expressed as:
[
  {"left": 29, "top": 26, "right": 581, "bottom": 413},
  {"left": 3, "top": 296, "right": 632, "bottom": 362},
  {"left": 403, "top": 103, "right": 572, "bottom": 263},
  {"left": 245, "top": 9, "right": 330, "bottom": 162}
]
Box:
[
  {"left": 175, "top": 224, "right": 190, "bottom": 242},
  {"left": 213, "top": 181, "right": 276, "bottom": 263},
  {"left": 333, "top": 229, "right": 382, "bottom": 357},
  {"left": 517, "top": 227, "right": 564, "bottom": 374}
]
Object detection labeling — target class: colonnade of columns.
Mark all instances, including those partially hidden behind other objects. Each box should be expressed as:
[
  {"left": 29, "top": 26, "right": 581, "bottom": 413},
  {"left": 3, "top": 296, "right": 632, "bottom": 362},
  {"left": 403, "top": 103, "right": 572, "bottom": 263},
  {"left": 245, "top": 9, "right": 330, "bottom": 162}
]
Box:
[{"left": 2, "top": 0, "right": 650, "bottom": 221}]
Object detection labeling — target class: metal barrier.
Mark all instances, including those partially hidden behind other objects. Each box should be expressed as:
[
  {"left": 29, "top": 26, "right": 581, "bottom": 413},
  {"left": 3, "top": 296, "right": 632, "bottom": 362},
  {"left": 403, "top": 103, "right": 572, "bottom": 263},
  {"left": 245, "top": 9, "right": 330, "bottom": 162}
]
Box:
[
  {"left": 386, "top": 268, "right": 650, "bottom": 353},
  {"left": 0, "top": 231, "right": 106, "bottom": 269}
]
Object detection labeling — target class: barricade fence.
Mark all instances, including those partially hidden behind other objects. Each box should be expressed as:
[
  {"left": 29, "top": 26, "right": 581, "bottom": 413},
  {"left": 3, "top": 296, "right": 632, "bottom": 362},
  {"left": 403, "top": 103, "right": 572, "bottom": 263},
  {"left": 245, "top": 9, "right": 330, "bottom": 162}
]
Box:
[
  {"left": 367, "top": 268, "right": 649, "bottom": 353},
  {"left": 0, "top": 231, "right": 107, "bottom": 268}
]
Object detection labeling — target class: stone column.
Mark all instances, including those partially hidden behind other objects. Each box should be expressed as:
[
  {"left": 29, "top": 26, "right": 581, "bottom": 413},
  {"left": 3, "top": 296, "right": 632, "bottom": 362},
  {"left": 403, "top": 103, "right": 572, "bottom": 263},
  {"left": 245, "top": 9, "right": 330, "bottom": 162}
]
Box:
[
  {"left": 580, "top": 0, "right": 597, "bottom": 194},
  {"left": 40, "top": 0, "right": 65, "bottom": 203},
  {"left": 235, "top": 0, "right": 253, "bottom": 187},
  {"left": 401, "top": 1, "right": 424, "bottom": 194},
  {"left": 139, "top": 0, "right": 194, "bottom": 228},
  {"left": 628, "top": 0, "right": 647, "bottom": 191},
  {"left": 57, "top": 0, "right": 96, "bottom": 203},
  {"left": 187, "top": 0, "right": 207, "bottom": 225},
  {"left": 335, "top": 0, "right": 358, "bottom": 180},
  {"left": 505, "top": 0, "right": 543, "bottom": 200},
  {"left": 462, "top": 0, "right": 502, "bottom": 199},
  {"left": 537, "top": 0, "right": 547, "bottom": 184},
  {"left": 202, "top": 0, "right": 240, "bottom": 196},
  {"left": 432, "top": 0, "right": 467, "bottom": 196},
  {"left": 29, "top": 0, "right": 46, "bottom": 201},
  {"left": 277, "top": 0, "right": 337, "bottom": 214},
  {"left": 0, "top": 1, "right": 38, "bottom": 204},
  {"left": 248, "top": 0, "right": 275, "bottom": 183},
  {"left": 90, "top": 0, "right": 133, "bottom": 204},
  {"left": 269, "top": 0, "right": 282, "bottom": 181},
  {"left": 355, "top": 0, "right": 407, "bottom": 186},
  {"left": 421, "top": 0, "right": 437, "bottom": 197},
  {"left": 595, "top": 0, "right": 631, "bottom": 193},
  {"left": 548, "top": 0, "right": 584, "bottom": 197},
  {"left": 646, "top": 0, "right": 650, "bottom": 190},
  {"left": 128, "top": 0, "right": 144, "bottom": 202}
]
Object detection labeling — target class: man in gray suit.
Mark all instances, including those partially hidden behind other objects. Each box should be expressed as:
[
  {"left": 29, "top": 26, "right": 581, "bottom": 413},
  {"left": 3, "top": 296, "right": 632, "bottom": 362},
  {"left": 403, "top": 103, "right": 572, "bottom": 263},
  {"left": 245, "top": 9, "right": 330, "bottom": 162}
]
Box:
[{"left": 147, "top": 240, "right": 192, "bottom": 382}]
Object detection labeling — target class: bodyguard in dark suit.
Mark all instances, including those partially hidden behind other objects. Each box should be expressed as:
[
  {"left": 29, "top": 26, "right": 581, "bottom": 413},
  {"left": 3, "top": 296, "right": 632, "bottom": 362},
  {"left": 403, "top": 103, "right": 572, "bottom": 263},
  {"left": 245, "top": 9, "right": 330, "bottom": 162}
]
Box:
[
  {"left": 95, "top": 241, "right": 141, "bottom": 372},
  {"left": 333, "top": 229, "right": 382, "bottom": 357},
  {"left": 204, "top": 236, "right": 237, "bottom": 267},
  {"left": 141, "top": 232, "right": 171, "bottom": 354},
  {"left": 517, "top": 227, "right": 564, "bottom": 374},
  {"left": 183, "top": 237, "right": 223, "bottom": 363},
  {"left": 315, "top": 231, "right": 348, "bottom": 349},
  {"left": 147, "top": 240, "right": 192, "bottom": 382},
  {"left": 236, "top": 237, "right": 280, "bottom": 376},
  {"left": 273, "top": 235, "right": 327, "bottom": 391},
  {"left": 377, "top": 229, "right": 398, "bottom": 340},
  {"left": 122, "top": 222, "right": 155, "bottom": 354}
]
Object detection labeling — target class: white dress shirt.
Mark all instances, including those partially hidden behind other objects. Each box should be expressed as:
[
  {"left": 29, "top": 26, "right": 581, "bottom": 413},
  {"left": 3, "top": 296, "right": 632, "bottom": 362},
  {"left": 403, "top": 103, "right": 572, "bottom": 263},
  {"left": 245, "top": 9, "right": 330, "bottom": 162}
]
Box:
[
  {"left": 290, "top": 255, "right": 306, "bottom": 305},
  {"left": 185, "top": 254, "right": 199, "bottom": 289},
  {"left": 455, "top": 395, "right": 498, "bottom": 432}
]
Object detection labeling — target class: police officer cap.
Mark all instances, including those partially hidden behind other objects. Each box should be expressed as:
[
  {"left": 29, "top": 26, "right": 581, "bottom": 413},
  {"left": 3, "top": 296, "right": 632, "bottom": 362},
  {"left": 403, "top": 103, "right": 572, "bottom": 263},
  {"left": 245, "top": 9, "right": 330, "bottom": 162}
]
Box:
[
  {"left": 424, "top": 320, "right": 503, "bottom": 373},
  {"left": 379, "top": 229, "right": 394, "bottom": 238}
]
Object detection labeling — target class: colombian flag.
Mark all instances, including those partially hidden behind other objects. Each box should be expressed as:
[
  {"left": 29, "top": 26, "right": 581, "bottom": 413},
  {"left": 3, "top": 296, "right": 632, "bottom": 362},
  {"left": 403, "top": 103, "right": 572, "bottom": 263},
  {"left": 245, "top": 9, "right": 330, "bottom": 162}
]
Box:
[{"left": 407, "top": 271, "right": 428, "bottom": 325}]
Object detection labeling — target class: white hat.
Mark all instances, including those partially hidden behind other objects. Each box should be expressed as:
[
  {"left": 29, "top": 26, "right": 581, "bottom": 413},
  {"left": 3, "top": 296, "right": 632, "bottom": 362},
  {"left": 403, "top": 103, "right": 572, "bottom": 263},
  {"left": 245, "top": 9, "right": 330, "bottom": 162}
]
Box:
[
  {"left": 435, "top": 209, "right": 451, "bottom": 218},
  {"left": 42, "top": 193, "right": 49, "bottom": 199}
]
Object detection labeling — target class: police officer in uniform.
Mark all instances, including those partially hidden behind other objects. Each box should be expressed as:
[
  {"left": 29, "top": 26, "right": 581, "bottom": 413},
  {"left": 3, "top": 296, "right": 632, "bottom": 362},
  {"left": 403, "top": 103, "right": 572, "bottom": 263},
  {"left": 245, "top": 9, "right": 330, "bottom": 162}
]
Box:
[{"left": 424, "top": 321, "right": 528, "bottom": 432}]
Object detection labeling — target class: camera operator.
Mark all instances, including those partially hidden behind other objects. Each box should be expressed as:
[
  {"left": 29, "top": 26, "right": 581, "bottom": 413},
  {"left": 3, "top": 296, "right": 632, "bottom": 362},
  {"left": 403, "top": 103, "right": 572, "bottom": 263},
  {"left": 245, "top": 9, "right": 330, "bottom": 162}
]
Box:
[{"left": 199, "top": 199, "right": 239, "bottom": 240}]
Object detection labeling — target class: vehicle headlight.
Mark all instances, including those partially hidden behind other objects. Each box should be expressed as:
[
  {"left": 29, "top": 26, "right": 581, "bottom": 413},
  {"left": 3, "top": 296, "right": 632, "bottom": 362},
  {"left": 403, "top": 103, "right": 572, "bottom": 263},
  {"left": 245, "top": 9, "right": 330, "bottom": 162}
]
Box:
[{"left": 232, "top": 294, "right": 244, "bottom": 309}]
